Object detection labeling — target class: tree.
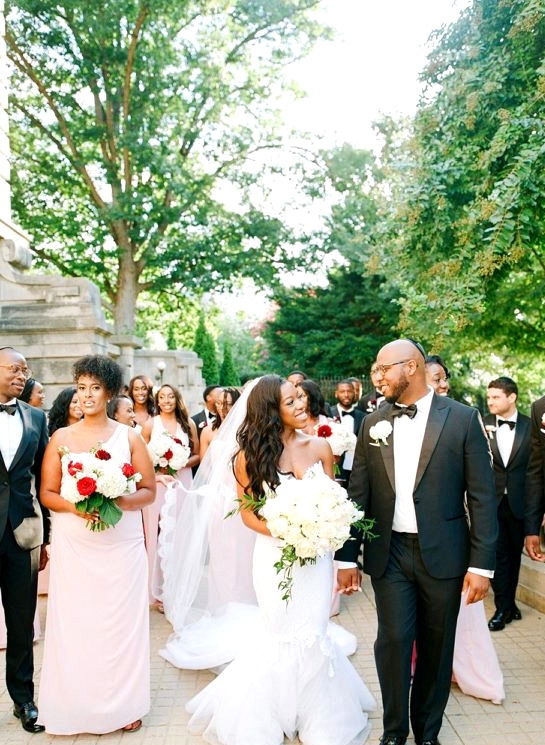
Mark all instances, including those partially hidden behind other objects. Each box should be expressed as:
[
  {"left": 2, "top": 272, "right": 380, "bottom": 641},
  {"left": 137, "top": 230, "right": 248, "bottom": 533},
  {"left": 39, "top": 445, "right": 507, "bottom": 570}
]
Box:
[
  {"left": 219, "top": 340, "right": 240, "bottom": 386},
  {"left": 5, "top": 0, "right": 328, "bottom": 334},
  {"left": 377, "top": 0, "right": 545, "bottom": 351},
  {"left": 264, "top": 267, "right": 399, "bottom": 378},
  {"left": 194, "top": 312, "right": 219, "bottom": 385}
]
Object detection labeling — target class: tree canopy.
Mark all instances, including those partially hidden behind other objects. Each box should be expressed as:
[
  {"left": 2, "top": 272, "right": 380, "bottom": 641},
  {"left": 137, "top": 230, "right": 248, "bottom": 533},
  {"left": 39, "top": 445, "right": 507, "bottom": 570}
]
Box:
[{"left": 6, "top": 0, "right": 327, "bottom": 334}]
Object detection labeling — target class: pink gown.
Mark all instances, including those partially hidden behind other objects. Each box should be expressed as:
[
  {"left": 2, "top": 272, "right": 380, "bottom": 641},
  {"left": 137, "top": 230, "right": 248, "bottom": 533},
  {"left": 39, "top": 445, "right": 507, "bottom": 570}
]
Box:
[
  {"left": 142, "top": 416, "right": 192, "bottom": 602},
  {"left": 38, "top": 425, "right": 150, "bottom": 734}
]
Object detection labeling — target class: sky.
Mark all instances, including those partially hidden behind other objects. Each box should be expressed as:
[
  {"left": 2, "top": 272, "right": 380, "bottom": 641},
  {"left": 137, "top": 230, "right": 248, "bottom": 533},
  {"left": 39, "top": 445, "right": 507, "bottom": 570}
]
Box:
[{"left": 284, "top": 0, "right": 471, "bottom": 150}]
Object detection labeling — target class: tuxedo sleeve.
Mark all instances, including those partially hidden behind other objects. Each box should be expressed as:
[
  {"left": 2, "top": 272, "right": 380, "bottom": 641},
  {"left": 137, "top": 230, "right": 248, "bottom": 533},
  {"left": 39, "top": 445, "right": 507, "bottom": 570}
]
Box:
[
  {"left": 334, "top": 420, "right": 369, "bottom": 562},
  {"left": 464, "top": 409, "right": 498, "bottom": 571},
  {"left": 525, "top": 400, "right": 545, "bottom": 535}
]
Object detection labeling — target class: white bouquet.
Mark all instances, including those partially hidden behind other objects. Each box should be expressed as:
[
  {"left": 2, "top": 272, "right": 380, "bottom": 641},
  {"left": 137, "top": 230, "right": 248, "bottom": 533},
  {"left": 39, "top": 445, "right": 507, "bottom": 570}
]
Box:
[
  {"left": 59, "top": 445, "right": 142, "bottom": 531},
  {"left": 148, "top": 432, "right": 190, "bottom": 475},
  {"left": 314, "top": 421, "right": 357, "bottom": 456},
  {"left": 257, "top": 464, "right": 374, "bottom": 601}
]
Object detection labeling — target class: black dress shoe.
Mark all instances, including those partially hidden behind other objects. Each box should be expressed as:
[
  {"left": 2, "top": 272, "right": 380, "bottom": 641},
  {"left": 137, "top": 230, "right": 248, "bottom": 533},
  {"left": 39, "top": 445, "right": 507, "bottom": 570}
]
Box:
[
  {"left": 420, "top": 740, "right": 441, "bottom": 745},
  {"left": 379, "top": 737, "right": 407, "bottom": 745},
  {"left": 511, "top": 605, "right": 522, "bottom": 620},
  {"left": 488, "top": 608, "right": 513, "bottom": 631},
  {"left": 13, "top": 701, "right": 45, "bottom": 733}
]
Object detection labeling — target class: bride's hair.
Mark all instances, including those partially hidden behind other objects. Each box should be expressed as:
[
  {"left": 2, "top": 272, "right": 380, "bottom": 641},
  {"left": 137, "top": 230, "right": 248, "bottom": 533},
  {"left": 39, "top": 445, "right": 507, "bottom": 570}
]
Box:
[{"left": 235, "top": 374, "right": 285, "bottom": 497}]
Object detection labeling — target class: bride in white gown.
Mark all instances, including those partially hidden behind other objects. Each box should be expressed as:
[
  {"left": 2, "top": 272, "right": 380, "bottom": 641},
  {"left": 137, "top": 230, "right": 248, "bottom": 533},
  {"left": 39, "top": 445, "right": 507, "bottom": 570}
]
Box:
[{"left": 163, "top": 375, "right": 375, "bottom": 745}]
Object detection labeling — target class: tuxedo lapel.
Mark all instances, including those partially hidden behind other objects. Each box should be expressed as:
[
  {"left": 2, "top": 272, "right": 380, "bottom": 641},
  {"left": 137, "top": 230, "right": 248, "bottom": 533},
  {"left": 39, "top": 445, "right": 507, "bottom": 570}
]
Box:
[
  {"left": 507, "top": 416, "right": 529, "bottom": 467},
  {"left": 489, "top": 427, "right": 502, "bottom": 466},
  {"left": 378, "top": 404, "right": 396, "bottom": 493},
  {"left": 413, "top": 396, "right": 449, "bottom": 493}
]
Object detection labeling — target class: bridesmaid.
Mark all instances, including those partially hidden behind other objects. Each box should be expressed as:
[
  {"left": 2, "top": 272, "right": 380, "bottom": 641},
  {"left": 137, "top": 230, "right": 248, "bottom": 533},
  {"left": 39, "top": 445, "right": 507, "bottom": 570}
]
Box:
[
  {"left": 128, "top": 375, "right": 155, "bottom": 428},
  {"left": 141, "top": 384, "right": 199, "bottom": 607},
  {"left": 19, "top": 377, "right": 45, "bottom": 408},
  {"left": 38, "top": 355, "right": 155, "bottom": 734},
  {"left": 47, "top": 387, "right": 83, "bottom": 436}
]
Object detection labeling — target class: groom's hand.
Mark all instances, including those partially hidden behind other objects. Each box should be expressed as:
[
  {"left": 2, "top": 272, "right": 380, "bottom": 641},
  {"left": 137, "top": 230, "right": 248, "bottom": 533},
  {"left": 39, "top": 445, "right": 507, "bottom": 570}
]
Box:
[
  {"left": 337, "top": 567, "right": 361, "bottom": 595},
  {"left": 462, "top": 571, "right": 489, "bottom": 604}
]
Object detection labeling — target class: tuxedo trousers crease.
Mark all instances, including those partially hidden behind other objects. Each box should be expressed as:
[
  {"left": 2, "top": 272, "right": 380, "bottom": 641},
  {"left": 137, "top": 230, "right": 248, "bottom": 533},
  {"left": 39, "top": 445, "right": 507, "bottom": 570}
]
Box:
[
  {"left": 0, "top": 525, "right": 39, "bottom": 703},
  {"left": 371, "top": 532, "right": 463, "bottom": 743}
]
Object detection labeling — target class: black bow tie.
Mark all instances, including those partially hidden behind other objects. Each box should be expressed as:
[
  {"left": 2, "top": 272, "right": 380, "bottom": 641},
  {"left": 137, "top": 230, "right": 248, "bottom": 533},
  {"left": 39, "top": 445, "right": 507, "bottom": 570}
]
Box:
[
  {"left": 0, "top": 403, "right": 17, "bottom": 415},
  {"left": 341, "top": 410, "right": 354, "bottom": 417},
  {"left": 498, "top": 419, "right": 515, "bottom": 430},
  {"left": 392, "top": 403, "right": 418, "bottom": 419}
]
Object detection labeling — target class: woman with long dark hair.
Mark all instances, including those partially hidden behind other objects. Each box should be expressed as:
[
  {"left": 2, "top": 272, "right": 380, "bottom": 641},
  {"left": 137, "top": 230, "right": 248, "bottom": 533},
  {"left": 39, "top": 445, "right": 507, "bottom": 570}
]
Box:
[
  {"left": 185, "top": 375, "right": 375, "bottom": 744},
  {"left": 47, "top": 387, "right": 83, "bottom": 436},
  {"left": 128, "top": 375, "right": 155, "bottom": 428}
]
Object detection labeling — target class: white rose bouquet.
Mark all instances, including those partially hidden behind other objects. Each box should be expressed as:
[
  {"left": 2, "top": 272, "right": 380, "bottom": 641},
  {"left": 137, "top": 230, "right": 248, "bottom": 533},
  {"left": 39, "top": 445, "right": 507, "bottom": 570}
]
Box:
[
  {"left": 148, "top": 432, "right": 190, "bottom": 475},
  {"left": 59, "top": 445, "right": 142, "bottom": 531},
  {"left": 229, "top": 464, "right": 376, "bottom": 601},
  {"left": 314, "top": 421, "right": 357, "bottom": 456}
]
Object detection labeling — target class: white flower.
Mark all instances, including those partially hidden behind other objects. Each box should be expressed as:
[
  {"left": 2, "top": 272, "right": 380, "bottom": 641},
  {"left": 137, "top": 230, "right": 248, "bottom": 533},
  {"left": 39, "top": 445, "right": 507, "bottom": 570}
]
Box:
[
  {"left": 314, "top": 421, "right": 357, "bottom": 456},
  {"left": 369, "top": 420, "right": 392, "bottom": 446},
  {"left": 485, "top": 424, "right": 496, "bottom": 440},
  {"left": 148, "top": 432, "right": 190, "bottom": 473}
]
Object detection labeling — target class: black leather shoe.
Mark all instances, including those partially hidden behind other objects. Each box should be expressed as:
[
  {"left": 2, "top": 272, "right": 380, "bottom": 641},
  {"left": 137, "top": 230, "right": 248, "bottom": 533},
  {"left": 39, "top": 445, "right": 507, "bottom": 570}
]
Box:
[
  {"left": 488, "top": 608, "right": 513, "bottom": 631},
  {"left": 511, "top": 605, "right": 522, "bottom": 620},
  {"left": 13, "top": 701, "right": 45, "bottom": 733},
  {"left": 379, "top": 737, "right": 407, "bottom": 745},
  {"left": 420, "top": 740, "right": 441, "bottom": 745}
]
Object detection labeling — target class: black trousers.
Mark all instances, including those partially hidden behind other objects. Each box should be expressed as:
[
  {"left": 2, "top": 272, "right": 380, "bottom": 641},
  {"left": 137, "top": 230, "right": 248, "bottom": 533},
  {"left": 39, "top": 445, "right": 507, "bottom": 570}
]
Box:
[
  {"left": 491, "top": 496, "right": 524, "bottom": 612},
  {"left": 371, "top": 532, "right": 463, "bottom": 743},
  {"left": 0, "top": 525, "right": 39, "bottom": 704}
]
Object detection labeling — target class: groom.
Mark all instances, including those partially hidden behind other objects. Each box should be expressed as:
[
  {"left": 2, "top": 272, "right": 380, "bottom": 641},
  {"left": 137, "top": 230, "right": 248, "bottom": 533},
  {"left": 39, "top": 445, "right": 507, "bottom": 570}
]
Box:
[
  {"left": 337, "top": 339, "right": 497, "bottom": 745},
  {"left": 0, "top": 346, "right": 49, "bottom": 733}
]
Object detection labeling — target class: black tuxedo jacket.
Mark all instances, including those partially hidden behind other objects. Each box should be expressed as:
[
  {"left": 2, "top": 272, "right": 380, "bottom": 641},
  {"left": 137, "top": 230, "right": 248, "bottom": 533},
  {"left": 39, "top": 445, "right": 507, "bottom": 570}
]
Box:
[
  {"left": 191, "top": 409, "right": 212, "bottom": 442},
  {"left": 356, "top": 390, "right": 383, "bottom": 414},
  {"left": 337, "top": 394, "right": 497, "bottom": 579},
  {"left": 483, "top": 413, "right": 531, "bottom": 520},
  {"left": 329, "top": 405, "right": 364, "bottom": 434},
  {"left": 0, "top": 401, "right": 49, "bottom": 549},
  {"left": 525, "top": 395, "right": 545, "bottom": 535}
]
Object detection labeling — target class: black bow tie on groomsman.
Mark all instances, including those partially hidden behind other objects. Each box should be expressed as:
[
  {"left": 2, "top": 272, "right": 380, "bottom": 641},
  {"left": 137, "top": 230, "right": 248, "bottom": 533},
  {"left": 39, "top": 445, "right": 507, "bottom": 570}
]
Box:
[
  {"left": 341, "top": 410, "right": 355, "bottom": 417},
  {"left": 392, "top": 403, "right": 417, "bottom": 419},
  {"left": 497, "top": 418, "right": 515, "bottom": 430},
  {"left": 0, "top": 402, "right": 17, "bottom": 415}
]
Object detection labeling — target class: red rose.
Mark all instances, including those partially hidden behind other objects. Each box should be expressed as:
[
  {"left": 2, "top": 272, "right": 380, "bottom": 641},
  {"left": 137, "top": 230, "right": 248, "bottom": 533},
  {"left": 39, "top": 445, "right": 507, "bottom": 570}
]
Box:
[
  {"left": 172, "top": 437, "right": 183, "bottom": 445},
  {"left": 316, "top": 424, "right": 333, "bottom": 438},
  {"left": 163, "top": 448, "right": 173, "bottom": 461},
  {"left": 77, "top": 476, "right": 97, "bottom": 496},
  {"left": 122, "top": 463, "right": 136, "bottom": 477},
  {"left": 67, "top": 461, "right": 83, "bottom": 476},
  {"left": 94, "top": 449, "right": 111, "bottom": 460}
]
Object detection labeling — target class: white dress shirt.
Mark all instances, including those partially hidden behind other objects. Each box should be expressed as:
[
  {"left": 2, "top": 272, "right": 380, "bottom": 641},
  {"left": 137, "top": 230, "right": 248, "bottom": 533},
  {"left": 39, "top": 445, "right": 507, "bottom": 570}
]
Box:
[
  {"left": 495, "top": 412, "right": 517, "bottom": 467},
  {"left": 334, "top": 404, "right": 356, "bottom": 470},
  {"left": 0, "top": 400, "right": 24, "bottom": 469}
]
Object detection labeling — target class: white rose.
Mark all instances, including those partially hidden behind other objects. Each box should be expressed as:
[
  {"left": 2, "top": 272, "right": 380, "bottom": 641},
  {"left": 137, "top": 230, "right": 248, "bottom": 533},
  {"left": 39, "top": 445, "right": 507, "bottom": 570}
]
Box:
[{"left": 369, "top": 419, "right": 392, "bottom": 445}]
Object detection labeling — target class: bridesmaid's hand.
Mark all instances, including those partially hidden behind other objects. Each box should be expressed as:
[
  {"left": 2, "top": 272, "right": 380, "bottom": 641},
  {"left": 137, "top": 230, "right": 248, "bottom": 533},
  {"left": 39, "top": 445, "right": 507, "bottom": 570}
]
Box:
[
  {"left": 156, "top": 473, "right": 175, "bottom": 487},
  {"left": 39, "top": 544, "right": 49, "bottom": 571}
]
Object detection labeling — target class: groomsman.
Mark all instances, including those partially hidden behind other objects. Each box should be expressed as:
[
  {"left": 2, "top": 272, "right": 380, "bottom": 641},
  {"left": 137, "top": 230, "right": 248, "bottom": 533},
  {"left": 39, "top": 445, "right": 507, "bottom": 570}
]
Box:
[
  {"left": 485, "top": 377, "right": 531, "bottom": 630},
  {"left": 524, "top": 393, "right": 545, "bottom": 563},
  {"left": 329, "top": 379, "right": 364, "bottom": 485},
  {"left": 0, "top": 346, "right": 49, "bottom": 733},
  {"left": 191, "top": 384, "right": 222, "bottom": 442},
  {"left": 337, "top": 339, "right": 497, "bottom": 745},
  {"left": 357, "top": 363, "right": 385, "bottom": 414}
]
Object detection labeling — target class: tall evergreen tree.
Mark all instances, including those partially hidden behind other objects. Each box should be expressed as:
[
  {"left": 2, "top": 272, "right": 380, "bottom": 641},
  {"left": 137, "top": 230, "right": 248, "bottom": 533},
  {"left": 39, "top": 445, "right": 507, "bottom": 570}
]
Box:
[
  {"left": 219, "top": 340, "right": 241, "bottom": 387},
  {"left": 194, "top": 312, "right": 219, "bottom": 385}
]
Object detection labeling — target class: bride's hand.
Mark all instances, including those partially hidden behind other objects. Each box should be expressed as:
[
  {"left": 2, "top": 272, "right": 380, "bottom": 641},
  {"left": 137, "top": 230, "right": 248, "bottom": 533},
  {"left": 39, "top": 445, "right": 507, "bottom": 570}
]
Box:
[{"left": 337, "top": 567, "right": 361, "bottom": 595}]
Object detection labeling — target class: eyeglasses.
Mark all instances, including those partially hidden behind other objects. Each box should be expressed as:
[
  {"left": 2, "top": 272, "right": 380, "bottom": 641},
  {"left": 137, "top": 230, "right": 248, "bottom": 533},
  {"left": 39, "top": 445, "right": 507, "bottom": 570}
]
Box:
[
  {"left": 0, "top": 364, "right": 33, "bottom": 380},
  {"left": 373, "top": 360, "right": 411, "bottom": 376}
]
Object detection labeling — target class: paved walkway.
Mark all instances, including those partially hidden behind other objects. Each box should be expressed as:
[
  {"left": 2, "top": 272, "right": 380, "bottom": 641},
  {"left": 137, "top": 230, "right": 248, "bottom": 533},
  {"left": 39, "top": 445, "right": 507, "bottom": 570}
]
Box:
[{"left": 1, "top": 586, "right": 544, "bottom": 744}]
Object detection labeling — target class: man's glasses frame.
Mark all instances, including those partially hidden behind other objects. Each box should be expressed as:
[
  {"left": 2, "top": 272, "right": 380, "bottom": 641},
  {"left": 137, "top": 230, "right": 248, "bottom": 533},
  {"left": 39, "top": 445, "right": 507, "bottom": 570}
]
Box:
[
  {"left": 372, "top": 359, "right": 411, "bottom": 376},
  {"left": 0, "top": 364, "right": 33, "bottom": 380}
]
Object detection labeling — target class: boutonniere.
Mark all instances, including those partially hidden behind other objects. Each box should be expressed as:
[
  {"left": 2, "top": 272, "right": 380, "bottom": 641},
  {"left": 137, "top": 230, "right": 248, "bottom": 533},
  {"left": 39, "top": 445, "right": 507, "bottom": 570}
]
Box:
[
  {"left": 369, "top": 420, "right": 392, "bottom": 447},
  {"left": 366, "top": 399, "right": 377, "bottom": 413},
  {"left": 485, "top": 424, "right": 496, "bottom": 440},
  {"left": 540, "top": 413, "right": 545, "bottom": 434},
  {"left": 198, "top": 420, "right": 207, "bottom": 429}
]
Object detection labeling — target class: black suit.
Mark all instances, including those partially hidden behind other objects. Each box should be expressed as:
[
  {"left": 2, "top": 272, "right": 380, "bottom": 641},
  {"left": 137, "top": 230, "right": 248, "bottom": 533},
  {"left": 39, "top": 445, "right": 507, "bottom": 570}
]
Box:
[
  {"left": 484, "top": 413, "right": 530, "bottom": 614},
  {"left": 356, "top": 389, "right": 384, "bottom": 414},
  {"left": 525, "top": 396, "right": 545, "bottom": 537},
  {"left": 0, "top": 402, "right": 48, "bottom": 706},
  {"left": 328, "top": 405, "right": 364, "bottom": 484},
  {"left": 337, "top": 394, "right": 497, "bottom": 743}
]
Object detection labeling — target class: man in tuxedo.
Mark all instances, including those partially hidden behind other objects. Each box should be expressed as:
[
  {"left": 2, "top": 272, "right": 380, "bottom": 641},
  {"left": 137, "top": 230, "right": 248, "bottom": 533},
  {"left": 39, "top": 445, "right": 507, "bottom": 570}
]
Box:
[
  {"left": 329, "top": 379, "right": 364, "bottom": 485},
  {"left": 336, "top": 339, "right": 497, "bottom": 745},
  {"left": 357, "top": 363, "right": 385, "bottom": 415},
  {"left": 0, "top": 346, "right": 49, "bottom": 733},
  {"left": 484, "top": 377, "right": 531, "bottom": 630},
  {"left": 191, "top": 384, "right": 222, "bottom": 442},
  {"left": 524, "top": 393, "right": 545, "bottom": 564}
]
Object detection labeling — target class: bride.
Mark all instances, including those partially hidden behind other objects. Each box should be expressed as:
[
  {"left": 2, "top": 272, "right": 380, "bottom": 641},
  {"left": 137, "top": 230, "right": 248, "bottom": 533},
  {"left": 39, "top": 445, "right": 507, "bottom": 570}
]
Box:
[{"left": 160, "top": 375, "right": 375, "bottom": 744}]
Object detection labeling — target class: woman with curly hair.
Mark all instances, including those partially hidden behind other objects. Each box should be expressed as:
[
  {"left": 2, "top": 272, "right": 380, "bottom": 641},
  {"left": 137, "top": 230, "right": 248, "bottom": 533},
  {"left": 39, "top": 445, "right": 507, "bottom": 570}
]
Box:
[
  {"left": 38, "top": 355, "right": 155, "bottom": 735},
  {"left": 47, "top": 387, "right": 83, "bottom": 436},
  {"left": 185, "top": 375, "right": 375, "bottom": 745},
  {"left": 141, "top": 384, "right": 199, "bottom": 607},
  {"left": 128, "top": 375, "right": 155, "bottom": 428}
]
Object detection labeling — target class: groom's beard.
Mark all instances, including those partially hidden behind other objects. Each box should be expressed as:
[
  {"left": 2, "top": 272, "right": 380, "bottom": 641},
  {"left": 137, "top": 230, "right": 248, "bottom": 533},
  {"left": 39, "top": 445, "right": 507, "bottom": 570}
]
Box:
[{"left": 383, "top": 374, "right": 409, "bottom": 404}]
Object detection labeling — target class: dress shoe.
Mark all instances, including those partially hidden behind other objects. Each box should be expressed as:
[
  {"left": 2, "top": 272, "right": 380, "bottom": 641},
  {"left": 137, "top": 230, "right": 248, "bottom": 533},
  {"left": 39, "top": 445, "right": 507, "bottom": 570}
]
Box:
[
  {"left": 511, "top": 605, "right": 522, "bottom": 620},
  {"left": 420, "top": 740, "right": 441, "bottom": 745},
  {"left": 379, "top": 737, "right": 407, "bottom": 745},
  {"left": 13, "top": 701, "right": 45, "bottom": 733},
  {"left": 488, "top": 608, "right": 513, "bottom": 631}
]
